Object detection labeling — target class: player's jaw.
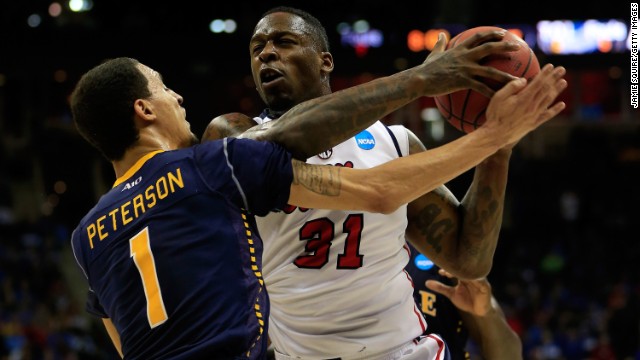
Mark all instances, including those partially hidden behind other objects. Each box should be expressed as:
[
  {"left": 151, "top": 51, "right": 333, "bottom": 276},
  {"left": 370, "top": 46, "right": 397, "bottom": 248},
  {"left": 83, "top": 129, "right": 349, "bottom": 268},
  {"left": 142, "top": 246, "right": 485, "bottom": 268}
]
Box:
[{"left": 256, "top": 70, "right": 297, "bottom": 112}]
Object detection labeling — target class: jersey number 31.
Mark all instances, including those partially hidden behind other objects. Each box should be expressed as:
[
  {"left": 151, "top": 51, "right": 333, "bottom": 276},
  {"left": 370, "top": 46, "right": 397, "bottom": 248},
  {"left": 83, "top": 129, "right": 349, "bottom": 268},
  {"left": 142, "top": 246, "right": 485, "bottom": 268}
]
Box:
[{"left": 294, "top": 214, "right": 364, "bottom": 269}]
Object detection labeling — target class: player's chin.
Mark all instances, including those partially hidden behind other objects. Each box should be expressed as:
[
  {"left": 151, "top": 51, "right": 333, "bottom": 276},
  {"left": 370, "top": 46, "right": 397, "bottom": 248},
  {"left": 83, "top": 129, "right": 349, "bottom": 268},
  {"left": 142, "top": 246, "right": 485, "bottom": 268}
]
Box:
[{"left": 265, "top": 95, "right": 295, "bottom": 113}]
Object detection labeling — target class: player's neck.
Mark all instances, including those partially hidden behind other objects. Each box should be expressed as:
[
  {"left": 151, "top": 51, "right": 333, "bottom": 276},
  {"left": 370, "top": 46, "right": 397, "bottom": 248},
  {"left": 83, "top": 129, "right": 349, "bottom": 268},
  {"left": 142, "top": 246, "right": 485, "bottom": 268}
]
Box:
[
  {"left": 112, "top": 145, "right": 164, "bottom": 179},
  {"left": 264, "top": 108, "right": 286, "bottom": 119}
]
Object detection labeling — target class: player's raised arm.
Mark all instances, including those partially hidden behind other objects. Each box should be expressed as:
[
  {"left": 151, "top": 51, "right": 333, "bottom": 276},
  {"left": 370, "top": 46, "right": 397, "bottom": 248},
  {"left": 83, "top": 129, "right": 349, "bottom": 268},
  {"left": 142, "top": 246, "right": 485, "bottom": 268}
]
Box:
[
  {"left": 203, "top": 30, "right": 521, "bottom": 159},
  {"left": 287, "top": 64, "right": 566, "bottom": 212}
]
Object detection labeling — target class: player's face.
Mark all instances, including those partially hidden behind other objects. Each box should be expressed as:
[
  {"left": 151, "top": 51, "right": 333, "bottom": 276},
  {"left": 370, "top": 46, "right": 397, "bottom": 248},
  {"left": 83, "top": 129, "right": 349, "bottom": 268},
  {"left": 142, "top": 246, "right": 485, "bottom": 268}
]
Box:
[
  {"left": 250, "top": 12, "right": 328, "bottom": 112},
  {"left": 138, "top": 65, "right": 198, "bottom": 148}
]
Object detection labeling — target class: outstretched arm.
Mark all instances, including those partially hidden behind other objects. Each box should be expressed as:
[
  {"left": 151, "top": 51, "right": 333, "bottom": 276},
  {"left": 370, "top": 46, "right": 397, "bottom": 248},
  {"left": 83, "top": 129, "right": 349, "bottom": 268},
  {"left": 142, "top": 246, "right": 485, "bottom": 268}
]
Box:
[
  {"left": 203, "top": 30, "right": 521, "bottom": 159},
  {"left": 426, "top": 269, "right": 522, "bottom": 360},
  {"left": 288, "top": 63, "right": 566, "bottom": 213},
  {"left": 406, "top": 61, "right": 569, "bottom": 279}
]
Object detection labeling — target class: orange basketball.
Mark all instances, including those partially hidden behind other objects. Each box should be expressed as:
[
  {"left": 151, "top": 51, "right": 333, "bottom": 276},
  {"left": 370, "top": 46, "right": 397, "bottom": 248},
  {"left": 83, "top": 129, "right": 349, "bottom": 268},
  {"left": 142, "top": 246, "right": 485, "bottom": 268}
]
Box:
[{"left": 434, "top": 26, "right": 540, "bottom": 133}]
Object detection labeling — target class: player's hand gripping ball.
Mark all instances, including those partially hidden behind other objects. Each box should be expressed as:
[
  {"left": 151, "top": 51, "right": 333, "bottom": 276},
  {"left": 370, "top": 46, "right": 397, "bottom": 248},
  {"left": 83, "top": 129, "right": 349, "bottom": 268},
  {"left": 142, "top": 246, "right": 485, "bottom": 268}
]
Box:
[{"left": 435, "top": 26, "right": 541, "bottom": 133}]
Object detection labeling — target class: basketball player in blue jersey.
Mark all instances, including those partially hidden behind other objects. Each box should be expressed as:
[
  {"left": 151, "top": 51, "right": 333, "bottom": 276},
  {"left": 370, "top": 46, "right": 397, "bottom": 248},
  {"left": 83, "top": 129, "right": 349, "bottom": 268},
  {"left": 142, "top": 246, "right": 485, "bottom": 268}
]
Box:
[
  {"left": 405, "top": 244, "right": 522, "bottom": 359},
  {"left": 70, "top": 53, "right": 564, "bottom": 359},
  {"left": 203, "top": 7, "right": 565, "bottom": 359}
]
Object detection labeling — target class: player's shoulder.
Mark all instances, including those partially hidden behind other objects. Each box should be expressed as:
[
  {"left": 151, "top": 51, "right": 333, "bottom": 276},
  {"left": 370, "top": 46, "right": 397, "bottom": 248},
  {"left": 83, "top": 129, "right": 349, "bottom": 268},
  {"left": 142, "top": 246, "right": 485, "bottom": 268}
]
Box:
[
  {"left": 355, "top": 121, "right": 406, "bottom": 138},
  {"left": 203, "top": 112, "right": 256, "bottom": 142},
  {"left": 216, "top": 112, "right": 255, "bottom": 125},
  {"left": 386, "top": 125, "right": 426, "bottom": 153}
]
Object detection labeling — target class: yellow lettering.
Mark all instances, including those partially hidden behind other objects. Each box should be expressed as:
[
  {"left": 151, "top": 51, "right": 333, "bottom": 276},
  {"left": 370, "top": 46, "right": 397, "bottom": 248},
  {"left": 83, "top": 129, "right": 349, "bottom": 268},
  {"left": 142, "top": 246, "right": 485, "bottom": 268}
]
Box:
[
  {"left": 87, "top": 169, "right": 186, "bottom": 251},
  {"left": 145, "top": 185, "right": 157, "bottom": 208},
  {"left": 121, "top": 201, "right": 133, "bottom": 225},
  {"left": 167, "top": 168, "right": 184, "bottom": 192},
  {"left": 130, "top": 227, "right": 168, "bottom": 327},
  {"left": 156, "top": 177, "right": 168, "bottom": 200},
  {"left": 108, "top": 208, "right": 119, "bottom": 231},
  {"left": 96, "top": 215, "right": 108, "bottom": 241},
  {"left": 132, "top": 194, "right": 146, "bottom": 218},
  {"left": 419, "top": 290, "right": 437, "bottom": 317},
  {"left": 87, "top": 224, "right": 97, "bottom": 249}
]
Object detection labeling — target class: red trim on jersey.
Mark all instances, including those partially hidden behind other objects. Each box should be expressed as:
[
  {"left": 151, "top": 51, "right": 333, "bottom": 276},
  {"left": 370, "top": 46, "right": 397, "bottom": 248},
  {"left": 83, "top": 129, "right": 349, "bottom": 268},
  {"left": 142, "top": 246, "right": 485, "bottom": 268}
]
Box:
[
  {"left": 403, "top": 252, "right": 425, "bottom": 332},
  {"left": 403, "top": 243, "right": 411, "bottom": 257},
  {"left": 403, "top": 269, "right": 415, "bottom": 287},
  {"left": 427, "top": 334, "right": 445, "bottom": 359},
  {"left": 413, "top": 304, "right": 427, "bottom": 332}
]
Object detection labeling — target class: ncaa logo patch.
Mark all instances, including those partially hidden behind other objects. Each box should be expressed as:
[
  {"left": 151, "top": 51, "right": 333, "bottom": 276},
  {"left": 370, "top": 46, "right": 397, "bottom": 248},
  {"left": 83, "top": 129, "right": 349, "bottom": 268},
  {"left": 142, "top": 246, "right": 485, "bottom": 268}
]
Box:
[
  {"left": 414, "top": 254, "right": 434, "bottom": 271},
  {"left": 355, "top": 130, "right": 375, "bottom": 150}
]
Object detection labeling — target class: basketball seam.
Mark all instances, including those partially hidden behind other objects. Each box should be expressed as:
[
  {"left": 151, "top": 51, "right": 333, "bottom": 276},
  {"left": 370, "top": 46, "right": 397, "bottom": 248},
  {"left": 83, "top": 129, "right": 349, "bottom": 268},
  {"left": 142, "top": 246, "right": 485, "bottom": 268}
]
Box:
[
  {"left": 460, "top": 90, "right": 472, "bottom": 132},
  {"left": 520, "top": 48, "right": 534, "bottom": 78},
  {"left": 434, "top": 97, "right": 453, "bottom": 120},
  {"left": 474, "top": 108, "right": 486, "bottom": 129}
]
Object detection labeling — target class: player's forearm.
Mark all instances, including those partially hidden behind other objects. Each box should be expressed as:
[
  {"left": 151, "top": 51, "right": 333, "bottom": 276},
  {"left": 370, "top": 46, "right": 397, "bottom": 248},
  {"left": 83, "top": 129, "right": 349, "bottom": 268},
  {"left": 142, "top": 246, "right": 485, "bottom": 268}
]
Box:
[
  {"left": 260, "top": 66, "right": 429, "bottom": 159},
  {"left": 371, "top": 133, "right": 510, "bottom": 214},
  {"left": 290, "top": 129, "right": 503, "bottom": 213},
  {"left": 453, "top": 148, "right": 511, "bottom": 278},
  {"left": 462, "top": 299, "right": 523, "bottom": 360}
]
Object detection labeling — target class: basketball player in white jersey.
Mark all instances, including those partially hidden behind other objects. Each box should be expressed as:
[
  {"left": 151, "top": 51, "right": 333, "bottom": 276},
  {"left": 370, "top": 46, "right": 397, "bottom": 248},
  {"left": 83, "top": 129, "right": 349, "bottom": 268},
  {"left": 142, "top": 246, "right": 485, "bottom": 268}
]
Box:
[{"left": 202, "top": 6, "right": 565, "bottom": 359}]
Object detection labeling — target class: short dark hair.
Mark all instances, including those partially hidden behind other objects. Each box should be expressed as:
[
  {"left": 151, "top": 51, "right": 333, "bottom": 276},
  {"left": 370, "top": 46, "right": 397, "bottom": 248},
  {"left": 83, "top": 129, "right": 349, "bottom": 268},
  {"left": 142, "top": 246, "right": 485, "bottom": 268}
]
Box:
[
  {"left": 260, "top": 6, "right": 330, "bottom": 52},
  {"left": 70, "top": 57, "right": 150, "bottom": 161}
]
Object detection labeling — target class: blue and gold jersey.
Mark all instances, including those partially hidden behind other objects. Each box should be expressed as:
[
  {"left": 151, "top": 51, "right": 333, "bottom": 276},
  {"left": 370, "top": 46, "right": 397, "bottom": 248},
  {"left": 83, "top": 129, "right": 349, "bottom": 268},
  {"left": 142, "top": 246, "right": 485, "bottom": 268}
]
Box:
[
  {"left": 71, "top": 138, "right": 293, "bottom": 359},
  {"left": 405, "top": 245, "right": 470, "bottom": 360}
]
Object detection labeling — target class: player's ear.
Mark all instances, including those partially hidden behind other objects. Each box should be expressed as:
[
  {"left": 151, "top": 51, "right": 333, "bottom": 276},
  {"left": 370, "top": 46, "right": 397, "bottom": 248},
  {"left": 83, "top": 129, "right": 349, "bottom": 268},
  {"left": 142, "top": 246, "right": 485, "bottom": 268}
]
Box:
[
  {"left": 320, "top": 51, "right": 334, "bottom": 75},
  {"left": 134, "top": 99, "right": 156, "bottom": 121}
]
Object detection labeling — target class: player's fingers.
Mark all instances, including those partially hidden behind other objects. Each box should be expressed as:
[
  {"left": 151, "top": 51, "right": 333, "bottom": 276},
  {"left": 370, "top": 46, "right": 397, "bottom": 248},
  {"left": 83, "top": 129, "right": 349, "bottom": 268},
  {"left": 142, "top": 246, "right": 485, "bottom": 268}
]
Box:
[
  {"left": 525, "top": 65, "right": 567, "bottom": 110},
  {"left": 536, "top": 101, "right": 567, "bottom": 124},
  {"left": 493, "top": 77, "right": 528, "bottom": 101},
  {"left": 474, "top": 66, "right": 519, "bottom": 89},
  {"left": 425, "top": 280, "right": 455, "bottom": 298},
  {"left": 466, "top": 78, "right": 497, "bottom": 98},
  {"left": 432, "top": 32, "right": 448, "bottom": 53},
  {"left": 437, "top": 268, "right": 454, "bottom": 279},
  {"left": 468, "top": 40, "right": 522, "bottom": 61},
  {"left": 520, "top": 63, "right": 556, "bottom": 98},
  {"left": 424, "top": 33, "right": 447, "bottom": 63},
  {"left": 468, "top": 278, "right": 492, "bottom": 294},
  {"left": 458, "top": 29, "right": 507, "bottom": 48},
  {"left": 538, "top": 77, "right": 568, "bottom": 110}
]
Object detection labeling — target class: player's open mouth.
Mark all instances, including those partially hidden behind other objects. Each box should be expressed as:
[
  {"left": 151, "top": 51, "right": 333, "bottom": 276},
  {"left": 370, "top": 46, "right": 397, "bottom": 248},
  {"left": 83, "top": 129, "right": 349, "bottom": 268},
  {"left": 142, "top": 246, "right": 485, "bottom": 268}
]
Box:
[{"left": 260, "top": 68, "right": 284, "bottom": 86}]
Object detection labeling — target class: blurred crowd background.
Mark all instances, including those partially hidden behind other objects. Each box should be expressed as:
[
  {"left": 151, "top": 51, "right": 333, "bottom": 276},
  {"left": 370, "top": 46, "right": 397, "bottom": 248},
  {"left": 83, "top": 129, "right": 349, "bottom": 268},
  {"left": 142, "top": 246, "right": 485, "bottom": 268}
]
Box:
[{"left": 0, "top": 0, "right": 638, "bottom": 359}]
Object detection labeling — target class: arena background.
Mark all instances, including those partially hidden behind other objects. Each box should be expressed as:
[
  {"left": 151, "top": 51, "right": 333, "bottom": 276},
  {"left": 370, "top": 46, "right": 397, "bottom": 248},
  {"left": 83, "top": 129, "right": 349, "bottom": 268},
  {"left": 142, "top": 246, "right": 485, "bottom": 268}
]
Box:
[{"left": 0, "top": 0, "right": 637, "bottom": 358}]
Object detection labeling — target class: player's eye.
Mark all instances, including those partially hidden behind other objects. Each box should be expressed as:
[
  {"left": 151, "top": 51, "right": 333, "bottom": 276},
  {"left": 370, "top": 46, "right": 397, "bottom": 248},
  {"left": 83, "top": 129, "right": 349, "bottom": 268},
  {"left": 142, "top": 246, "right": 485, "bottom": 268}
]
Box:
[
  {"left": 251, "top": 43, "right": 264, "bottom": 54},
  {"left": 278, "top": 38, "right": 295, "bottom": 45}
]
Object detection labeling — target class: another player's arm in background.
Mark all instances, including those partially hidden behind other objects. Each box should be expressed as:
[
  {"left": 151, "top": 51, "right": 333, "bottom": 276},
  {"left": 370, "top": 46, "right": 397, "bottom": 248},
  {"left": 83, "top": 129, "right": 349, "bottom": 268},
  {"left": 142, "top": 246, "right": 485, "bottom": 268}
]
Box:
[
  {"left": 404, "top": 129, "right": 511, "bottom": 279},
  {"left": 102, "top": 318, "right": 124, "bottom": 359},
  {"left": 426, "top": 270, "right": 523, "bottom": 360}
]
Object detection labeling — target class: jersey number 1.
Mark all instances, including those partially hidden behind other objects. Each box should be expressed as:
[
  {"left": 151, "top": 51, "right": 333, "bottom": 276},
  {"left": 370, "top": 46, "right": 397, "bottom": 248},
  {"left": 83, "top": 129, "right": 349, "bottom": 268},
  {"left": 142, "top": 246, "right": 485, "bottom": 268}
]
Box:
[{"left": 130, "top": 227, "right": 168, "bottom": 328}]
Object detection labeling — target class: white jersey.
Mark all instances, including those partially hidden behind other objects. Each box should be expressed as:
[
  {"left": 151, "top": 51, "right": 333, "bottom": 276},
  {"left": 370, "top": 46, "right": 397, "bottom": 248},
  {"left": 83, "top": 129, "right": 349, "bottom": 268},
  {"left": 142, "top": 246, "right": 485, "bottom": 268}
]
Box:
[{"left": 255, "top": 116, "right": 426, "bottom": 358}]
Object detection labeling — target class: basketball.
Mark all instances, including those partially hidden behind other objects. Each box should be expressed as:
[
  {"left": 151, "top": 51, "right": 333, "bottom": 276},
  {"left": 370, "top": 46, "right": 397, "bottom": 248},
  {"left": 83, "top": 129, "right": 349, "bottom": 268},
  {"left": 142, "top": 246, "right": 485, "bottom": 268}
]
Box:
[{"left": 434, "top": 26, "right": 541, "bottom": 133}]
